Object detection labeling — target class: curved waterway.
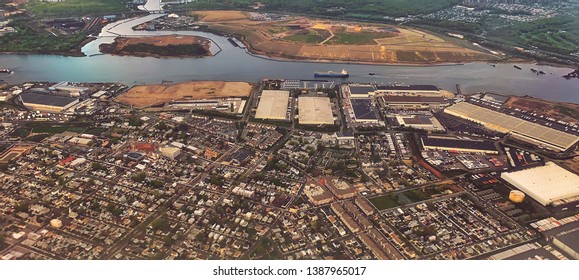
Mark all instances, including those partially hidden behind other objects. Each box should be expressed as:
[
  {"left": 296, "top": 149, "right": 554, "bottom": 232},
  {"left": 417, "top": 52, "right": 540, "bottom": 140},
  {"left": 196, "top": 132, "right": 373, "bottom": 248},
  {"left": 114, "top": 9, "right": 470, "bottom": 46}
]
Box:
[{"left": 1, "top": 11, "right": 578, "bottom": 103}]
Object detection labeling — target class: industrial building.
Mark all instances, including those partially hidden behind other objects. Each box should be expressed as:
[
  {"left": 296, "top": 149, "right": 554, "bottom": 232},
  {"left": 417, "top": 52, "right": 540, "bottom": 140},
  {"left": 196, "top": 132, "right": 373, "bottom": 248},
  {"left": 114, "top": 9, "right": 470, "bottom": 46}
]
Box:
[
  {"left": 281, "top": 80, "right": 334, "bottom": 90},
  {"left": 381, "top": 95, "right": 448, "bottom": 109},
  {"left": 168, "top": 98, "right": 246, "bottom": 114},
  {"left": 49, "top": 81, "right": 89, "bottom": 96},
  {"left": 159, "top": 146, "right": 181, "bottom": 160},
  {"left": 421, "top": 136, "right": 499, "bottom": 154},
  {"left": 552, "top": 227, "right": 579, "bottom": 260},
  {"left": 255, "top": 90, "right": 290, "bottom": 120},
  {"left": 501, "top": 162, "right": 579, "bottom": 206},
  {"left": 19, "top": 91, "right": 80, "bottom": 113},
  {"left": 375, "top": 84, "right": 441, "bottom": 96},
  {"left": 390, "top": 112, "right": 445, "bottom": 131},
  {"left": 445, "top": 102, "right": 579, "bottom": 152},
  {"left": 297, "top": 96, "right": 334, "bottom": 125},
  {"left": 345, "top": 84, "right": 376, "bottom": 98},
  {"left": 350, "top": 99, "right": 379, "bottom": 122}
]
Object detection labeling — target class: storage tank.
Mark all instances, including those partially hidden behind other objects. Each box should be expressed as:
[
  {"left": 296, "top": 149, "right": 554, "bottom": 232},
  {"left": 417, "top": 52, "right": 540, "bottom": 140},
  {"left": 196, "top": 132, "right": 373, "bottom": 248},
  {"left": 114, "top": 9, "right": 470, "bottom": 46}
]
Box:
[
  {"left": 50, "top": 219, "right": 63, "bottom": 228},
  {"left": 509, "top": 190, "right": 525, "bottom": 203}
]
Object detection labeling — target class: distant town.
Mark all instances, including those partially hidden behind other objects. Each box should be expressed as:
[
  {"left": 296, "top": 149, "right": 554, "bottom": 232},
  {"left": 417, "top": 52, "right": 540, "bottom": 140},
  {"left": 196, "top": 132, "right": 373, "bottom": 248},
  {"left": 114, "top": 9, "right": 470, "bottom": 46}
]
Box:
[{"left": 0, "top": 77, "right": 577, "bottom": 260}]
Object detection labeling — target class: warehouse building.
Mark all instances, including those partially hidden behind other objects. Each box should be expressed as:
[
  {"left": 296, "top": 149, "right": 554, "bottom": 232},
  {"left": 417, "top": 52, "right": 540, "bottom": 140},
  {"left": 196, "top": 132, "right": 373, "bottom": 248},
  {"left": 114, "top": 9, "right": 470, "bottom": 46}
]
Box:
[
  {"left": 350, "top": 98, "right": 379, "bottom": 122},
  {"left": 49, "top": 81, "right": 89, "bottom": 96},
  {"left": 375, "top": 84, "right": 441, "bottom": 96},
  {"left": 345, "top": 84, "right": 376, "bottom": 98},
  {"left": 421, "top": 136, "right": 498, "bottom": 154},
  {"left": 445, "top": 102, "right": 579, "bottom": 152},
  {"left": 159, "top": 146, "right": 181, "bottom": 160},
  {"left": 552, "top": 227, "right": 579, "bottom": 260},
  {"left": 381, "top": 95, "right": 448, "bottom": 109},
  {"left": 501, "top": 162, "right": 579, "bottom": 206},
  {"left": 19, "top": 91, "right": 80, "bottom": 113},
  {"left": 298, "top": 96, "right": 334, "bottom": 125},
  {"left": 255, "top": 90, "right": 290, "bottom": 120},
  {"left": 390, "top": 112, "right": 445, "bottom": 131}
]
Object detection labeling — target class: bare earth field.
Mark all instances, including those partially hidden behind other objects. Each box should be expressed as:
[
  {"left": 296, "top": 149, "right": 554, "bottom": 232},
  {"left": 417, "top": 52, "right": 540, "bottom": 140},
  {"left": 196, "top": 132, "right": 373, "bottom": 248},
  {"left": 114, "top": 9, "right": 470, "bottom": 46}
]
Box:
[
  {"left": 116, "top": 81, "right": 253, "bottom": 108},
  {"left": 505, "top": 96, "right": 579, "bottom": 124},
  {"left": 194, "top": 10, "right": 498, "bottom": 64},
  {"left": 99, "top": 35, "right": 212, "bottom": 58}
]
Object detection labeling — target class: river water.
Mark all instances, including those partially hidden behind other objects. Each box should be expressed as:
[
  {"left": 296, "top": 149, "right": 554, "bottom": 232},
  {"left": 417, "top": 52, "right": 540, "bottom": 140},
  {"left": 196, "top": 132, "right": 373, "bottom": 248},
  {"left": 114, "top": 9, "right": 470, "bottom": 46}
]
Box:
[{"left": 0, "top": 9, "right": 578, "bottom": 103}]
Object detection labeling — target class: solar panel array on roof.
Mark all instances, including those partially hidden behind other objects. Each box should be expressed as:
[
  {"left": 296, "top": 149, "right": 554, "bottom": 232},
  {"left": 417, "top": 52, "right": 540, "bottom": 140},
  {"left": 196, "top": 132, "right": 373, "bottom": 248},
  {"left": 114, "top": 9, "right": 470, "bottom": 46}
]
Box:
[
  {"left": 445, "top": 102, "right": 579, "bottom": 151},
  {"left": 351, "top": 99, "right": 378, "bottom": 120},
  {"left": 349, "top": 85, "right": 376, "bottom": 95},
  {"left": 376, "top": 85, "right": 439, "bottom": 91}
]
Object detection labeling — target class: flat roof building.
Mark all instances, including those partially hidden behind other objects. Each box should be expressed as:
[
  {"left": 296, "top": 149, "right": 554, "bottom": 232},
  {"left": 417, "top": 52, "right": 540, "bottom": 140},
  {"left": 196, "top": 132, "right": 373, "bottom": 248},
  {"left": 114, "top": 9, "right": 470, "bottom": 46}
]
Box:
[
  {"left": 19, "top": 91, "right": 80, "bottom": 113},
  {"left": 381, "top": 95, "right": 448, "bottom": 109},
  {"left": 552, "top": 227, "right": 579, "bottom": 260},
  {"left": 346, "top": 84, "right": 376, "bottom": 98},
  {"left": 351, "top": 98, "right": 379, "bottom": 122},
  {"left": 445, "top": 102, "right": 579, "bottom": 152},
  {"left": 375, "top": 84, "right": 441, "bottom": 97},
  {"left": 255, "top": 90, "right": 290, "bottom": 120},
  {"left": 501, "top": 162, "right": 579, "bottom": 206},
  {"left": 391, "top": 112, "right": 445, "bottom": 131},
  {"left": 298, "top": 96, "right": 334, "bottom": 125},
  {"left": 421, "top": 136, "right": 498, "bottom": 154}
]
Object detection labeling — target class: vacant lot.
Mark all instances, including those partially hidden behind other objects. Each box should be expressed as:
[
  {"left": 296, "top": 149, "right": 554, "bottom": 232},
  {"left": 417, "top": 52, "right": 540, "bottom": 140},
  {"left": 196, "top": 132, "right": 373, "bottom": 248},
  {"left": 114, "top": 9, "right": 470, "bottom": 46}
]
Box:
[
  {"left": 116, "top": 81, "right": 253, "bottom": 109},
  {"left": 505, "top": 96, "right": 579, "bottom": 124},
  {"left": 195, "top": 10, "right": 497, "bottom": 64},
  {"left": 195, "top": 10, "right": 252, "bottom": 23}
]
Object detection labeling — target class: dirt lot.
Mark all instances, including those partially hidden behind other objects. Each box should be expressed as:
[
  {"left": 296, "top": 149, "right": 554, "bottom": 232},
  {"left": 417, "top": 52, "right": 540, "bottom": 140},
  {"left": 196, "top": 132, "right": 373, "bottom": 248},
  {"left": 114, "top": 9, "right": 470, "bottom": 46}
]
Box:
[
  {"left": 116, "top": 81, "right": 253, "bottom": 108},
  {"left": 195, "top": 10, "right": 251, "bottom": 23},
  {"left": 193, "top": 10, "right": 498, "bottom": 64},
  {"left": 505, "top": 96, "right": 579, "bottom": 124},
  {"left": 100, "top": 35, "right": 212, "bottom": 57}
]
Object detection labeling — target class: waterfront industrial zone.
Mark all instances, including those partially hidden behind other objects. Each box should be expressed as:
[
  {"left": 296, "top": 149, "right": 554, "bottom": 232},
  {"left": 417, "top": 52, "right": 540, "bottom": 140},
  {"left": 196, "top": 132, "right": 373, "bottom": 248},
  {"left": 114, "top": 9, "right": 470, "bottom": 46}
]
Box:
[{"left": 0, "top": 76, "right": 578, "bottom": 261}]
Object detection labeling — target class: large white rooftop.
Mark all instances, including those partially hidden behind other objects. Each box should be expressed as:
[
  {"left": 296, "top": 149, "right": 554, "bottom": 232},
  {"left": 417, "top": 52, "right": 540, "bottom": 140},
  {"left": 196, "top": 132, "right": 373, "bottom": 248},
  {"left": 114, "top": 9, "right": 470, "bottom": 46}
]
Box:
[
  {"left": 445, "top": 102, "right": 578, "bottom": 152},
  {"left": 255, "top": 90, "right": 289, "bottom": 120},
  {"left": 298, "top": 96, "right": 334, "bottom": 125},
  {"left": 501, "top": 162, "right": 579, "bottom": 206}
]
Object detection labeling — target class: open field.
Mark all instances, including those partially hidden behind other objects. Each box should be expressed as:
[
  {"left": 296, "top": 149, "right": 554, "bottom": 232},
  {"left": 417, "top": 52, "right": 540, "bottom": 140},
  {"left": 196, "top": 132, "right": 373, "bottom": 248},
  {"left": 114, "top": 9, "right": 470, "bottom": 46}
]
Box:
[
  {"left": 116, "top": 81, "right": 252, "bottom": 109},
  {"left": 194, "top": 10, "right": 497, "bottom": 64},
  {"left": 505, "top": 96, "right": 579, "bottom": 124},
  {"left": 26, "top": 0, "right": 128, "bottom": 17},
  {"left": 99, "top": 35, "right": 212, "bottom": 58},
  {"left": 184, "top": 0, "right": 462, "bottom": 18}
]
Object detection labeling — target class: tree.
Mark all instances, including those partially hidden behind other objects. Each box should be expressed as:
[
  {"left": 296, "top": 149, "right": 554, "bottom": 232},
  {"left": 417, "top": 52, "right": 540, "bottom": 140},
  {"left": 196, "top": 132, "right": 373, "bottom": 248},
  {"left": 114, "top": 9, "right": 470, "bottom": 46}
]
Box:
[
  {"left": 132, "top": 172, "right": 147, "bottom": 183},
  {"left": 15, "top": 202, "right": 29, "bottom": 213},
  {"left": 151, "top": 216, "right": 168, "bottom": 231}
]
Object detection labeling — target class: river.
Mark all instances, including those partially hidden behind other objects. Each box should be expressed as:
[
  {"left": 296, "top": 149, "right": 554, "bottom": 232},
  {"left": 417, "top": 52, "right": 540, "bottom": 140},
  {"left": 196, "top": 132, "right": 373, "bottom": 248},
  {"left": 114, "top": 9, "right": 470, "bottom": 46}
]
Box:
[{"left": 0, "top": 6, "right": 578, "bottom": 103}]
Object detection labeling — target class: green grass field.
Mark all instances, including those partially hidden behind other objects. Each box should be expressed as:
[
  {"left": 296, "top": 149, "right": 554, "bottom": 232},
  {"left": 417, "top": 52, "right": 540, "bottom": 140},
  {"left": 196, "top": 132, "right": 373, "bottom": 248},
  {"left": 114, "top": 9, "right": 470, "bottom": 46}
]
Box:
[
  {"left": 328, "top": 32, "right": 387, "bottom": 45},
  {"left": 31, "top": 125, "right": 87, "bottom": 134},
  {"left": 26, "top": 0, "right": 129, "bottom": 17},
  {"left": 284, "top": 32, "right": 324, "bottom": 44},
  {"left": 369, "top": 195, "right": 401, "bottom": 210}
]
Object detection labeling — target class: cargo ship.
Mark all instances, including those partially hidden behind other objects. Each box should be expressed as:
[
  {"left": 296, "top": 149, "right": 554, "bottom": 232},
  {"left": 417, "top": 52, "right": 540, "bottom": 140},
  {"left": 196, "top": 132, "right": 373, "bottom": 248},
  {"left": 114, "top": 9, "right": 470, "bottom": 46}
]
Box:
[{"left": 314, "top": 69, "right": 349, "bottom": 78}]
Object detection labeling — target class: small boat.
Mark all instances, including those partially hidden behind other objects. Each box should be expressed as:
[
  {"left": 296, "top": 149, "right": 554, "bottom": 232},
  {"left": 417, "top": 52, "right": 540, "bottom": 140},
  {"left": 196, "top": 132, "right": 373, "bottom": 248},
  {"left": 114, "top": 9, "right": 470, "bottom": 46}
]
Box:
[
  {"left": 513, "top": 65, "right": 522, "bottom": 70},
  {"left": 0, "top": 68, "right": 12, "bottom": 73},
  {"left": 369, "top": 72, "right": 376, "bottom": 76}
]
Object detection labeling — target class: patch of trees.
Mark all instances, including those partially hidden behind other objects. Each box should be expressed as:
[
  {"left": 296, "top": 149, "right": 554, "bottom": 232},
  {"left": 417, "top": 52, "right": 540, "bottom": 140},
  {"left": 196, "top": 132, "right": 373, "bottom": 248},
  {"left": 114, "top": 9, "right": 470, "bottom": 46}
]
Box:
[{"left": 121, "top": 43, "right": 209, "bottom": 57}]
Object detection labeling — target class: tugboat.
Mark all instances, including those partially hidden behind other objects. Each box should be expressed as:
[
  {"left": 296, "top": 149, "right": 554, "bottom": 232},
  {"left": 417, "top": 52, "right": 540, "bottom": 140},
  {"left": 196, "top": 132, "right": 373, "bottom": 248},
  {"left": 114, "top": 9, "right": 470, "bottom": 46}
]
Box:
[{"left": 314, "top": 68, "right": 349, "bottom": 78}]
